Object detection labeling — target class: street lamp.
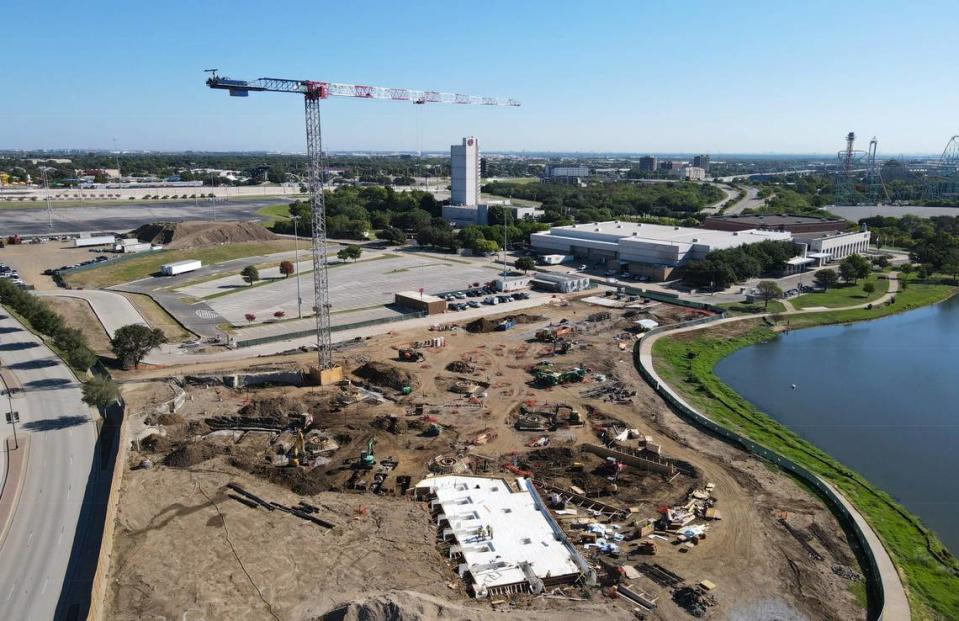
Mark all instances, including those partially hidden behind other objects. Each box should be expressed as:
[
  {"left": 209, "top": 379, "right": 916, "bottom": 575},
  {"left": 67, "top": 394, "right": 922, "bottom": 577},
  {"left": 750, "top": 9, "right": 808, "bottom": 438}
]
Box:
[{"left": 290, "top": 214, "right": 303, "bottom": 319}]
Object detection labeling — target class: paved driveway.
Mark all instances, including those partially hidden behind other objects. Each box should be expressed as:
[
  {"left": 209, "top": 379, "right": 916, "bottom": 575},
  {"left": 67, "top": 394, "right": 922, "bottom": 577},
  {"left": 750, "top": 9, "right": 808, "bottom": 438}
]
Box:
[{"left": 37, "top": 290, "right": 147, "bottom": 337}]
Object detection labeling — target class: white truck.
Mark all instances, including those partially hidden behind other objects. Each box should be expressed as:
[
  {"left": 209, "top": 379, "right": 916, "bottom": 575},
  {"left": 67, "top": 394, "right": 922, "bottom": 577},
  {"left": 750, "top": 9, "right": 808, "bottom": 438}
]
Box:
[
  {"left": 538, "top": 254, "right": 568, "bottom": 265},
  {"left": 73, "top": 235, "right": 116, "bottom": 248},
  {"left": 160, "top": 259, "right": 202, "bottom": 276}
]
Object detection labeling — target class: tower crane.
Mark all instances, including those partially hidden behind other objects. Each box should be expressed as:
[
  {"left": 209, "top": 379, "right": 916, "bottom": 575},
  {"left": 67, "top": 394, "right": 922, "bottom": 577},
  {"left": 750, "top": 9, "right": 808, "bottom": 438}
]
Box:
[{"left": 205, "top": 71, "right": 519, "bottom": 377}]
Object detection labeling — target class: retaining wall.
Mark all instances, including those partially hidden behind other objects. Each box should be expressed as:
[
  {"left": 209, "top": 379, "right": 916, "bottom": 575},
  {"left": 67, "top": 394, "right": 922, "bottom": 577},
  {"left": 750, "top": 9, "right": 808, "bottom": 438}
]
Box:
[
  {"left": 632, "top": 333, "right": 887, "bottom": 619},
  {"left": 234, "top": 310, "right": 426, "bottom": 348}
]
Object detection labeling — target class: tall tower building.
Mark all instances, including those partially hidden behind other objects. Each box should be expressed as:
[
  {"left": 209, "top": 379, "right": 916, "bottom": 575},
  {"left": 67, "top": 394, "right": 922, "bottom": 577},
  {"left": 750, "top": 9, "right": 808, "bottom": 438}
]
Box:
[{"left": 451, "top": 136, "right": 480, "bottom": 207}]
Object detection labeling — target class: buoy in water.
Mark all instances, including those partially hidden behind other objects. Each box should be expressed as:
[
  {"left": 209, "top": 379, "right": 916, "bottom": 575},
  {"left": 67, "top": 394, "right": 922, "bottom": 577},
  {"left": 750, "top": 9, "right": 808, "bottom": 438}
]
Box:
[{"left": 791, "top": 384, "right": 797, "bottom": 389}]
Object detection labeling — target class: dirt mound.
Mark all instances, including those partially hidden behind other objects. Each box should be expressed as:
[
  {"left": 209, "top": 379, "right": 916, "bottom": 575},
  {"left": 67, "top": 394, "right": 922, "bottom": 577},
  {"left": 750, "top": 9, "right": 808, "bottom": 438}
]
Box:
[
  {"left": 318, "top": 590, "right": 589, "bottom": 621},
  {"left": 445, "top": 360, "right": 475, "bottom": 374},
  {"left": 132, "top": 220, "right": 277, "bottom": 248},
  {"left": 238, "top": 396, "right": 298, "bottom": 426},
  {"left": 165, "top": 443, "right": 221, "bottom": 467},
  {"left": 156, "top": 412, "right": 185, "bottom": 426},
  {"left": 464, "top": 313, "right": 545, "bottom": 333},
  {"left": 354, "top": 362, "right": 415, "bottom": 391}
]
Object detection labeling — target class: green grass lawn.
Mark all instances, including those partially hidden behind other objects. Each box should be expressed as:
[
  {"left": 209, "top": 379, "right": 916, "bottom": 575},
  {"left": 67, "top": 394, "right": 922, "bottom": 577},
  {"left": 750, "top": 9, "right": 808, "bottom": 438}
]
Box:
[
  {"left": 792, "top": 273, "right": 889, "bottom": 309},
  {"left": 651, "top": 277, "right": 959, "bottom": 619},
  {"left": 62, "top": 240, "right": 298, "bottom": 289},
  {"left": 255, "top": 203, "right": 293, "bottom": 225}
]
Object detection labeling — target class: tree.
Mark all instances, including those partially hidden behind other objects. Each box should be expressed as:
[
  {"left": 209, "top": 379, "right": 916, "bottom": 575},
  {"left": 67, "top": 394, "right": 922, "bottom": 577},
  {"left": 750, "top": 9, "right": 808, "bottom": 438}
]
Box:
[
  {"left": 376, "top": 227, "right": 406, "bottom": 245},
  {"left": 755, "top": 280, "right": 783, "bottom": 310},
  {"left": 862, "top": 281, "right": 876, "bottom": 295},
  {"left": 279, "top": 260, "right": 295, "bottom": 278},
  {"left": 515, "top": 257, "right": 536, "bottom": 273},
  {"left": 942, "top": 257, "right": 959, "bottom": 285},
  {"left": 245, "top": 313, "right": 256, "bottom": 323},
  {"left": 814, "top": 269, "right": 839, "bottom": 291},
  {"left": 241, "top": 265, "right": 260, "bottom": 286},
  {"left": 82, "top": 376, "right": 119, "bottom": 408},
  {"left": 110, "top": 324, "right": 166, "bottom": 369},
  {"left": 54, "top": 327, "right": 97, "bottom": 370},
  {"left": 839, "top": 254, "right": 869, "bottom": 283},
  {"left": 471, "top": 239, "right": 500, "bottom": 255},
  {"left": 273, "top": 310, "right": 286, "bottom": 319},
  {"left": 337, "top": 245, "right": 362, "bottom": 262}
]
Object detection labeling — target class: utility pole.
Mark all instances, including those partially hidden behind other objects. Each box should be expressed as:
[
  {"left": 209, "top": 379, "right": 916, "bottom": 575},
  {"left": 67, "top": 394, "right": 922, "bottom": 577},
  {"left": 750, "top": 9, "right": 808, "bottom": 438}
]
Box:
[
  {"left": 290, "top": 214, "right": 303, "bottom": 319},
  {"left": 3, "top": 377, "right": 18, "bottom": 450},
  {"left": 41, "top": 167, "right": 53, "bottom": 232}
]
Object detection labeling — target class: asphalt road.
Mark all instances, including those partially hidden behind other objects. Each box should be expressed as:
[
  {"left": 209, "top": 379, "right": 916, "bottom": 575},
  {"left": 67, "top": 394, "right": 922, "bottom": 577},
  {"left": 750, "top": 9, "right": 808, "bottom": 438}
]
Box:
[
  {"left": 0, "top": 311, "right": 98, "bottom": 620},
  {"left": 0, "top": 198, "right": 290, "bottom": 235}
]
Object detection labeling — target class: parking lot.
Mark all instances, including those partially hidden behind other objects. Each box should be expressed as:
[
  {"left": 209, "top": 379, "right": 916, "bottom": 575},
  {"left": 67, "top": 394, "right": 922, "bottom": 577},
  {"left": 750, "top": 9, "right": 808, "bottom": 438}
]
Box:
[{"left": 199, "top": 250, "right": 509, "bottom": 326}]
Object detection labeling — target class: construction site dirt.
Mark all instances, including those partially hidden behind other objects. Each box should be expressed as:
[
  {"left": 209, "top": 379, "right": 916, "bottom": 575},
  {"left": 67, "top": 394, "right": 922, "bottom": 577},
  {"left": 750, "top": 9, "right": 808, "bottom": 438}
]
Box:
[{"left": 107, "top": 299, "right": 865, "bottom": 621}]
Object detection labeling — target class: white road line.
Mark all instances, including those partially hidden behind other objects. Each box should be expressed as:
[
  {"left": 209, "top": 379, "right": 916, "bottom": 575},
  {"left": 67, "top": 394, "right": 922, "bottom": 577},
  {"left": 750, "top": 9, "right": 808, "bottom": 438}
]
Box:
[
  {"left": 5, "top": 582, "right": 15, "bottom": 602},
  {"left": 40, "top": 577, "right": 49, "bottom": 594},
  {"left": 57, "top": 525, "right": 64, "bottom": 544},
  {"left": 26, "top": 531, "right": 33, "bottom": 547}
]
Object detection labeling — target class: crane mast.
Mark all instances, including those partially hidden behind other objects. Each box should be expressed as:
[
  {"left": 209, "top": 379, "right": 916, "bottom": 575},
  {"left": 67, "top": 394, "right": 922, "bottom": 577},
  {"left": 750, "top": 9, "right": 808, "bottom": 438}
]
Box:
[{"left": 205, "top": 71, "right": 519, "bottom": 373}]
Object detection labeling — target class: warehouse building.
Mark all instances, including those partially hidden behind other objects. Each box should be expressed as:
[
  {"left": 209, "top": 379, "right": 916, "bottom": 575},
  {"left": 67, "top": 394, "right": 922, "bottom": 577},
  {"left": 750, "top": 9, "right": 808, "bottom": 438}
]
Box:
[
  {"left": 414, "top": 475, "right": 590, "bottom": 598},
  {"left": 701, "top": 213, "right": 847, "bottom": 235},
  {"left": 531, "top": 221, "right": 791, "bottom": 281}
]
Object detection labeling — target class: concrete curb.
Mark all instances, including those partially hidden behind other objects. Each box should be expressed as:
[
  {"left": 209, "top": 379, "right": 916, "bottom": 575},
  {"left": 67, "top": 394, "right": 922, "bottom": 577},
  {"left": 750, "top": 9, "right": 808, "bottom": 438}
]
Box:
[{"left": 0, "top": 435, "right": 31, "bottom": 552}]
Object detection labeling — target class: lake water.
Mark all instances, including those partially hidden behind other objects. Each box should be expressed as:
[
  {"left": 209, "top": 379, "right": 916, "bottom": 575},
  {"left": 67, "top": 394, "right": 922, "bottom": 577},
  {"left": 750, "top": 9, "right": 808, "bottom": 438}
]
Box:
[{"left": 714, "top": 296, "right": 959, "bottom": 554}]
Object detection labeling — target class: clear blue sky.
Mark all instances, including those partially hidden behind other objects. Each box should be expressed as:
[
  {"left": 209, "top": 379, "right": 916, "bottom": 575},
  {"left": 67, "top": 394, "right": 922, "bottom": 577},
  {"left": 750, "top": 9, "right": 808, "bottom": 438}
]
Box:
[{"left": 3, "top": 0, "right": 957, "bottom": 155}]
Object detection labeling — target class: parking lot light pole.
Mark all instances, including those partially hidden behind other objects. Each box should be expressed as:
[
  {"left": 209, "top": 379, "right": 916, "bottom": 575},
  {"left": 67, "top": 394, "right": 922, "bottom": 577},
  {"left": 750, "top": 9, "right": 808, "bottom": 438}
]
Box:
[
  {"left": 4, "top": 382, "right": 18, "bottom": 450},
  {"left": 290, "top": 214, "right": 303, "bottom": 319}
]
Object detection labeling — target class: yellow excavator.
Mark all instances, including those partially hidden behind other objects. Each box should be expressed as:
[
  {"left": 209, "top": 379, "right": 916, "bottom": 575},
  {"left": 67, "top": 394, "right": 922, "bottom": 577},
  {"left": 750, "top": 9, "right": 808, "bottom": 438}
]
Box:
[{"left": 289, "top": 429, "right": 306, "bottom": 467}]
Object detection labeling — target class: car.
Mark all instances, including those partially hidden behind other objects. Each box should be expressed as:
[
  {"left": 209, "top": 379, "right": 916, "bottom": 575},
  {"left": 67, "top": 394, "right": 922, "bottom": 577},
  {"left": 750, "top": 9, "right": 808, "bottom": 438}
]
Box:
[
  {"left": 482, "top": 297, "right": 494, "bottom": 305},
  {"left": 468, "top": 300, "right": 480, "bottom": 308},
  {"left": 96, "top": 256, "right": 108, "bottom": 262},
  {"left": 607, "top": 278, "right": 619, "bottom": 284},
  {"left": 605, "top": 269, "right": 617, "bottom": 276},
  {"left": 454, "top": 292, "right": 467, "bottom": 300},
  {"left": 577, "top": 264, "right": 587, "bottom": 271}
]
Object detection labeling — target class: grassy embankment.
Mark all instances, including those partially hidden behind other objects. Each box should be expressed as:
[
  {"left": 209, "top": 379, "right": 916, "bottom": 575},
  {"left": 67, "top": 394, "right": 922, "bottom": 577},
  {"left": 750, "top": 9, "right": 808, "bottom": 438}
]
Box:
[
  {"left": 652, "top": 274, "right": 959, "bottom": 619},
  {"left": 719, "top": 300, "right": 786, "bottom": 315},
  {"left": 255, "top": 203, "right": 292, "bottom": 226},
  {"left": 61, "top": 240, "right": 298, "bottom": 289}
]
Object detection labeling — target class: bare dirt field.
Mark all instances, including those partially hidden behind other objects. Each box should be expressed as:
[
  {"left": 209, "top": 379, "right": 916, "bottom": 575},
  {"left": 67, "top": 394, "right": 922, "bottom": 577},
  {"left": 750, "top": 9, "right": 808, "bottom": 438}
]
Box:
[{"left": 106, "top": 299, "right": 865, "bottom": 621}]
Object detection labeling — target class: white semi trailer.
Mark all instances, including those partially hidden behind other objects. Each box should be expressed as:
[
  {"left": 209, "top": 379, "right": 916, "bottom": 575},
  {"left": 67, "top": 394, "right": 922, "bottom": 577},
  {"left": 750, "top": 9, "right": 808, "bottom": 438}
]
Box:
[
  {"left": 73, "top": 235, "right": 116, "bottom": 248},
  {"left": 160, "top": 259, "right": 202, "bottom": 276}
]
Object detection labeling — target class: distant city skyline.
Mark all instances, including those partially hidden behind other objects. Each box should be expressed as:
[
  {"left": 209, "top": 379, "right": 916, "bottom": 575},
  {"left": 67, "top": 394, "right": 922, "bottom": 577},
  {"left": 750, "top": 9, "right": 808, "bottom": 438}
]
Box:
[{"left": 2, "top": 1, "right": 957, "bottom": 155}]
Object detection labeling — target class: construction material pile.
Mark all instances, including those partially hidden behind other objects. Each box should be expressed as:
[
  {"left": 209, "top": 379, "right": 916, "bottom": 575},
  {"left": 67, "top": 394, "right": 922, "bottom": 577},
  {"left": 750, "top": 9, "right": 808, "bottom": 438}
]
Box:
[
  {"left": 672, "top": 585, "right": 718, "bottom": 617},
  {"left": 354, "top": 361, "right": 416, "bottom": 391},
  {"left": 132, "top": 220, "right": 277, "bottom": 248},
  {"left": 464, "top": 313, "right": 544, "bottom": 333}
]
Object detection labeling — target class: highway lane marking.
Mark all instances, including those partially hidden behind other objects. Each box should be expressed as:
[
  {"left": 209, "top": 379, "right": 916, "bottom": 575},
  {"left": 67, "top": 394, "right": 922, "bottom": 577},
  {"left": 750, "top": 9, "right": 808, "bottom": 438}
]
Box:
[
  {"left": 40, "top": 576, "right": 49, "bottom": 594},
  {"left": 67, "top": 484, "right": 71, "bottom": 500},
  {"left": 26, "top": 531, "right": 33, "bottom": 547},
  {"left": 5, "top": 581, "right": 15, "bottom": 602},
  {"left": 58, "top": 525, "right": 64, "bottom": 544}
]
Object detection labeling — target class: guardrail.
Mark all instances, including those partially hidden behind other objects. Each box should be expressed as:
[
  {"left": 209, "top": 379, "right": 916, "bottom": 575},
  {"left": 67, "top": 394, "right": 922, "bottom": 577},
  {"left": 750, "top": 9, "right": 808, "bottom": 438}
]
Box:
[{"left": 632, "top": 326, "right": 885, "bottom": 619}]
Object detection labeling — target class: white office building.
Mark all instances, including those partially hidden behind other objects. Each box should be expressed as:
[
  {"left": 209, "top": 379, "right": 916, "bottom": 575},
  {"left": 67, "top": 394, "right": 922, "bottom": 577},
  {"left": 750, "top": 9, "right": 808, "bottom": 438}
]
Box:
[
  {"left": 531, "top": 221, "right": 791, "bottom": 280},
  {"left": 795, "top": 230, "right": 871, "bottom": 263},
  {"left": 451, "top": 136, "right": 480, "bottom": 207}
]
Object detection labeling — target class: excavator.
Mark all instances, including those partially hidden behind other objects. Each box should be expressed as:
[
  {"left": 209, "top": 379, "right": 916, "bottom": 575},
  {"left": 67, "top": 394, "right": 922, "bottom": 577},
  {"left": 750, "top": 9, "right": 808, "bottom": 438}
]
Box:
[
  {"left": 360, "top": 438, "right": 377, "bottom": 468},
  {"left": 289, "top": 429, "right": 306, "bottom": 467}
]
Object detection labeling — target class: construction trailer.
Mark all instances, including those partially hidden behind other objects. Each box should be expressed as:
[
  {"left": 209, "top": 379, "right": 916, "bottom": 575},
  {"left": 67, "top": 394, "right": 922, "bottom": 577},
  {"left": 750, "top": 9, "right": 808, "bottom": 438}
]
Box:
[{"left": 395, "top": 291, "right": 447, "bottom": 315}]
